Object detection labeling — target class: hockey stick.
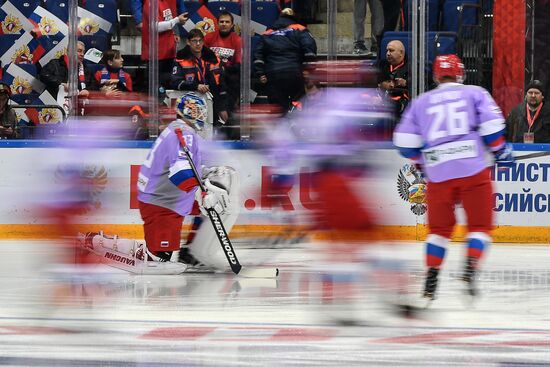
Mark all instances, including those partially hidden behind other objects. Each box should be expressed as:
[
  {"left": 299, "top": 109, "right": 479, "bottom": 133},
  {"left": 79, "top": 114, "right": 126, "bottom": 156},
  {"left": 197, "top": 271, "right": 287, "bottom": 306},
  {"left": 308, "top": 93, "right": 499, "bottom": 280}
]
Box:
[
  {"left": 514, "top": 151, "right": 550, "bottom": 161},
  {"left": 174, "top": 128, "right": 279, "bottom": 278}
]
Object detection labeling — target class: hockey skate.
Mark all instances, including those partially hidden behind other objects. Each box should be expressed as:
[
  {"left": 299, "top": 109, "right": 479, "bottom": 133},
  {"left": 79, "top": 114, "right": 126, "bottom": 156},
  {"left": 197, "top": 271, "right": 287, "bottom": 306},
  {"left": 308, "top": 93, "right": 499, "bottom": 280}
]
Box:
[
  {"left": 461, "top": 257, "right": 478, "bottom": 297},
  {"left": 423, "top": 267, "right": 440, "bottom": 301},
  {"left": 77, "top": 232, "right": 188, "bottom": 275},
  {"left": 178, "top": 246, "right": 214, "bottom": 273}
]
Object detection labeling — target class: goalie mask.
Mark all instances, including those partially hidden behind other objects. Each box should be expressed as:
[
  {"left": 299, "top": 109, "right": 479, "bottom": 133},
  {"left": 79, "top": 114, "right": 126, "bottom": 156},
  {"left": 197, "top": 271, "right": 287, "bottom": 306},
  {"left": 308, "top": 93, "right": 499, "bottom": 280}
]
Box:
[{"left": 176, "top": 93, "right": 207, "bottom": 131}]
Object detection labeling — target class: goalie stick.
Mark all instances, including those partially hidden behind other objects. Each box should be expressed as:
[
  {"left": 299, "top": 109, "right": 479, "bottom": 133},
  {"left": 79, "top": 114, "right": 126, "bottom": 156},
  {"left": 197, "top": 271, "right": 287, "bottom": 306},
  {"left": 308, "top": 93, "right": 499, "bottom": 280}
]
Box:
[{"left": 174, "top": 128, "right": 279, "bottom": 278}]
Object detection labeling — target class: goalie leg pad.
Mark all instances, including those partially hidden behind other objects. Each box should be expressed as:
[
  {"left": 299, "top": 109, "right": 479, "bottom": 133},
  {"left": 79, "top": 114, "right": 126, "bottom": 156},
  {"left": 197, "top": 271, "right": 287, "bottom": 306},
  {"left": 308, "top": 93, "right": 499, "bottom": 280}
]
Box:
[
  {"left": 79, "top": 231, "right": 142, "bottom": 258},
  {"left": 78, "top": 232, "right": 187, "bottom": 275},
  {"left": 190, "top": 166, "right": 240, "bottom": 270}
]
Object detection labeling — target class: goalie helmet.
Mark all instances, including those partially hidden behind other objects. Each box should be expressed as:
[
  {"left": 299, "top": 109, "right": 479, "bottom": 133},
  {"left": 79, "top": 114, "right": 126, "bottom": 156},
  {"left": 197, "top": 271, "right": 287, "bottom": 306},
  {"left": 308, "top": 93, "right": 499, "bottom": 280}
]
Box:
[
  {"left": 175, "top": 93, "right": 207, "bottom": 131},
  {"left": 433, "top": 54, "right": 464, "bottom": 84}
]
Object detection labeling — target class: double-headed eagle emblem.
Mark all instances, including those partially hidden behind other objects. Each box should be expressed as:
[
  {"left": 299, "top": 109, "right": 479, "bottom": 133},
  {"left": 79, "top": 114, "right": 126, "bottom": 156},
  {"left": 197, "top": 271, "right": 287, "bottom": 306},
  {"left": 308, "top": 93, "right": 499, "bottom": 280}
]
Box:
[{"left": 397, "top": 163, "right": 427, "bottom": 215}]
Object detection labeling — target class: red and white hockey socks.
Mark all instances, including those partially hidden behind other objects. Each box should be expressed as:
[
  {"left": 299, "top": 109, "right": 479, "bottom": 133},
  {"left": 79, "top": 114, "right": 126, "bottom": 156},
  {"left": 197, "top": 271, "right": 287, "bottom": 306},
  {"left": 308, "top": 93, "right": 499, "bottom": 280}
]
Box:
[{"left": 425, "top": 234, "right": 449, "bottom": 269}]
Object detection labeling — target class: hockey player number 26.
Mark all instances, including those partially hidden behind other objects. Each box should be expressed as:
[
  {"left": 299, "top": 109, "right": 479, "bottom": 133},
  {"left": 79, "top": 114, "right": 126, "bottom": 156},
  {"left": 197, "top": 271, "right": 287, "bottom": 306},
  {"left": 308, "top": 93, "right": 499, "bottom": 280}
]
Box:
[{"left": 426, "top": 99, "right": 468, "bottom": 142}]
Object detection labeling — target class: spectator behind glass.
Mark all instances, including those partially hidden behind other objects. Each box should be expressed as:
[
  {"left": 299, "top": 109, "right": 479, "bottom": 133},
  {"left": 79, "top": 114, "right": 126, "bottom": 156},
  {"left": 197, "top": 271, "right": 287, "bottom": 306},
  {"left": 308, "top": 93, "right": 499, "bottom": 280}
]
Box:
[
  {"left": 94, "top": 49, "right": 134, "bottom": 97},
  {"left": 39, "top": 41, "right": 92, "bottom": 99},
  {"left": 505, "top": 80, "right": 550, "bottom": 143},
  {"left": 204, "top": 11, "right": 241, "bottom": 138},
  {"left": 353, "top": 0, "right": 383, "bottom": 55},
  {"left": 377, "top": 70, "right": 409, "bottom": 118},
  {"left": 378, "top": 40, "right": 409, "bottom": 94},
  {"left": 131, "top": 0, "right": 187, "bottom": 32},
  {"left": 254, "top": 8, "right": 317, "bottom": 113},
  {"left": 139, "top": 0, "right": 188, "bottom": 92},
  {"left": 171, "top": 28, "right": 229, "bottom": 139},
  {"left": 0, "top": 82, "right": 18, "bottom": 139}
]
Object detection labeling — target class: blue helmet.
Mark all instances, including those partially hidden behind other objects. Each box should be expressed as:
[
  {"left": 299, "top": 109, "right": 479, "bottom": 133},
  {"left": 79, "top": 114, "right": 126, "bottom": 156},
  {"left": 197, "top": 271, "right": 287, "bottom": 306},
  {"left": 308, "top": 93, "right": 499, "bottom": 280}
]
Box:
[{"left": 175, "top": 93, "right": 207, "bottom": 130}]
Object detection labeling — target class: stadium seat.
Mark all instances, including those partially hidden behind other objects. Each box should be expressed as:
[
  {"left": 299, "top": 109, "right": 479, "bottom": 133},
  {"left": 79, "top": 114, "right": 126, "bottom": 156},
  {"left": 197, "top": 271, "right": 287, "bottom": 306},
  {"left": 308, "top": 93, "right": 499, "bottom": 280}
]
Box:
[
  {"left": 3, "top": 63, "right": 43, "bottom": 105},
  {"left": 183, "top": 0, "right": 202, "bottom": 15},
  {"left": 403, "top": 0, "right": 440, "bottom": 31},
  {"left": 253, "top": 0, "right": 283, "bottom": 7},
  {"left": 482, "top": 0, "right": 493, "bottom": 14},
  {"left": 427, "top": 31, "right": 458, "bottom": 60},
  {"left": 79, "top": 34, "right": 111, "bottom": 53},
  {"left": 9, "top": 0, "right": 39, "bottom": 18},
  {"left": 84, "top": 60, "right": 104, "bottom": 77},
  {"left": 208, "top": 1, "right": 241, "bottom": 17},
  {"left": 45, "top": 0, "right": 69, "bottom": 23},
  {"left": 0, "top": 4, "right": 28, "bottom": 36},
  {"left": 83, "top": 0, "right": 118, "bottom": 34},
  {"left": 442, "top": 0, "right": 480, "bottom": 36},
  {"left": 251, "top": 1, "right": 279, "bottom": 29},
  {"left": 0, "top": 34, "right": 22, "bottom": 63}
]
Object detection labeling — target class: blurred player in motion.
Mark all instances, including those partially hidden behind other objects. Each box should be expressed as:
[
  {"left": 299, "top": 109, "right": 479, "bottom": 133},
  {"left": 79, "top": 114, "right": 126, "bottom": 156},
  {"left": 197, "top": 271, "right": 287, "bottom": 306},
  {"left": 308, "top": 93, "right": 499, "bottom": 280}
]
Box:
[
  {"left": 78, "top": 94, "right": 240, "bottom": 274},
  {"left": 393, "top": 54, "right": 514, "bottom": 301},
  {"left": 263, "top": 86, "right": 419, "bottom": 322}
]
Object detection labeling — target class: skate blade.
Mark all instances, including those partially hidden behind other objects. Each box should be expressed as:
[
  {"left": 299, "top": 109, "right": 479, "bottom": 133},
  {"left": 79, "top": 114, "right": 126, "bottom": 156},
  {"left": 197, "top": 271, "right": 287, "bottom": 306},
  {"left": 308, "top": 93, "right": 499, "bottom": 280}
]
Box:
[{"left": 422, "top": 296, "right": 434, "bottom": 309}]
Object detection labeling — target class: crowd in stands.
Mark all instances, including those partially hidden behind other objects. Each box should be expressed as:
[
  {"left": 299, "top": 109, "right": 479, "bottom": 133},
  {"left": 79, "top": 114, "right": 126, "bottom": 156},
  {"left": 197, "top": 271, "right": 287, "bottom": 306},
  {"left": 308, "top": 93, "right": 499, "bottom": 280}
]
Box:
[{"left": 0, "top": 0, "right": 548, "bottom": 144}]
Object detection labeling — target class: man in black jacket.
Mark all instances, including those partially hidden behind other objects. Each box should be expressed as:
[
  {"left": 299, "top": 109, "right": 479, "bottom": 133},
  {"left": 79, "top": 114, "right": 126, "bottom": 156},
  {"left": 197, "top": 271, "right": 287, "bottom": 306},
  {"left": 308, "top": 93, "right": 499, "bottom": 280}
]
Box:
[
  {"left": 39, "top": 41, "right": 94, "bottom": 99},
  {"left": 377, "top": 40, "right": 409, "bottom": 97},
  {"left": 254, "top": 8, "right": 317, "bottom": 113},
  {"left": 171, "top": 28, "right": 228, "bottom": 139},
  {"left": 505, "top": 80, "right": 550, "bottom": 143}
]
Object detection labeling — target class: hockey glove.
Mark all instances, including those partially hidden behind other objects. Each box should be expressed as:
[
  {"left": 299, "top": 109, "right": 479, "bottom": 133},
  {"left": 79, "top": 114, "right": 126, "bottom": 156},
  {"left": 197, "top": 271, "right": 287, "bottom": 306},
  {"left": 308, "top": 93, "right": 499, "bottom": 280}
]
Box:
[
  {"left": 494, "top": 143, "right": 515, "bottom": 168},
  {"left": 195, "top": 179, "right": 229, "bottom": 216}
]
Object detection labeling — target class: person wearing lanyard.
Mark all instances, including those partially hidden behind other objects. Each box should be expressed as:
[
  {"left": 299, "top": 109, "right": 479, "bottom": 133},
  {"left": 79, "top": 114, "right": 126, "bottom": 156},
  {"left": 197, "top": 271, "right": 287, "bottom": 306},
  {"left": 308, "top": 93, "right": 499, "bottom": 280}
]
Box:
[
  {"left": 505, "top": 80, "right": 550, "bottom": 143},
  {"left": 377, "top": 40, "right": 409, "bottom": 97},
  {"left": 172, "top": 28, "right": 228, "bottom": 140}
]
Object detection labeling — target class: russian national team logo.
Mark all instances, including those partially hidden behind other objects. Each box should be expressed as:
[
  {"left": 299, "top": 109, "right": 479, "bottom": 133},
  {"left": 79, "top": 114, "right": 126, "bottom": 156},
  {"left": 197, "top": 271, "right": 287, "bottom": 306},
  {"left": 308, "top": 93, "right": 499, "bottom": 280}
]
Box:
[
  {"left": 79, "top": 17, "right": 100, "bottom": 35},
  {"left": 397, "top": 163, "right": 427, "bottom": 215},
  {"left": 39, "top": 108, "right": 60, "bottom": 124},
  {"left": 1, "top": 14, "right": 23, "bottom": 34},
  {"left": 11, "top": 76, "right": 32, "bottom": 94},
  {"left": 11, "top": 44, "right": 33, "bottom": 63}
]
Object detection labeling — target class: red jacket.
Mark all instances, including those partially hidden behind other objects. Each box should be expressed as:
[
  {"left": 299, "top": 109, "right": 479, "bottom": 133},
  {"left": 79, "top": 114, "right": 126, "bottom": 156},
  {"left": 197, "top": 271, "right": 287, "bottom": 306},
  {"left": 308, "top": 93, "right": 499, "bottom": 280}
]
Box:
[
  {"left": 141, "top": 0, "right": 177, "bottom": 61},
  {"left": 204, "top": 31, "right": 241, "bottom": 68}
]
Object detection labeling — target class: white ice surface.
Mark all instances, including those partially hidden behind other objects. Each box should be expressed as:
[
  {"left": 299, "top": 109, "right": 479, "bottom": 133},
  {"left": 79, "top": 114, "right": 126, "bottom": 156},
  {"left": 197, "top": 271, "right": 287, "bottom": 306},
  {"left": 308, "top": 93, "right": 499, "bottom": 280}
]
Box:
[{"left": 1, "top": 240, "right": 550, "bottom": 366}]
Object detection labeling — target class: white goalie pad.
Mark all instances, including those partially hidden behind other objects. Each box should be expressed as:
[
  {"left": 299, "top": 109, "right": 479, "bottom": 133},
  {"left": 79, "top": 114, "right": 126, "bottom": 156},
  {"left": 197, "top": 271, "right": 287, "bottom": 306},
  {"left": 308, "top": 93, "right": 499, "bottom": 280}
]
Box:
[
  {"left": 189, "top": 166, "right": 241, "bottom": 270},
  {"left": 77, "top": 232, "right": 187, "bottom": 275}
]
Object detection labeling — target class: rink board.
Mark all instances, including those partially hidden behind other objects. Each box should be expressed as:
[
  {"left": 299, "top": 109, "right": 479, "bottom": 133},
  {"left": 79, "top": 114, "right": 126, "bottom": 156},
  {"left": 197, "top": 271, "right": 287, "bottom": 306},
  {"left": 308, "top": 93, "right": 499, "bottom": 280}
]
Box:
[{"left": 0, "top": 142, "right": 549, "bottom": 243}]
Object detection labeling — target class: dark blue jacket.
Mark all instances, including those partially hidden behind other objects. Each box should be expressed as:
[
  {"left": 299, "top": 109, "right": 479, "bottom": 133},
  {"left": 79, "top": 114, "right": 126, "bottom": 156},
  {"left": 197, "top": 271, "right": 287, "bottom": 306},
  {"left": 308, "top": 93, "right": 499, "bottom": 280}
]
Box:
[{"left": 254, "top": 16, "right": 317, "bottom": 78}]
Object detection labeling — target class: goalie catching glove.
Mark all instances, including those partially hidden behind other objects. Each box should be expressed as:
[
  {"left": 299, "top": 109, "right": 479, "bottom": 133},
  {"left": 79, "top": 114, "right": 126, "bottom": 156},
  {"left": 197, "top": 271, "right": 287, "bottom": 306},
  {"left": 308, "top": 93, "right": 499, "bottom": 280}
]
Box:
[{"left": 195, "top": 179, "right": 230, "bottom": 215}]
